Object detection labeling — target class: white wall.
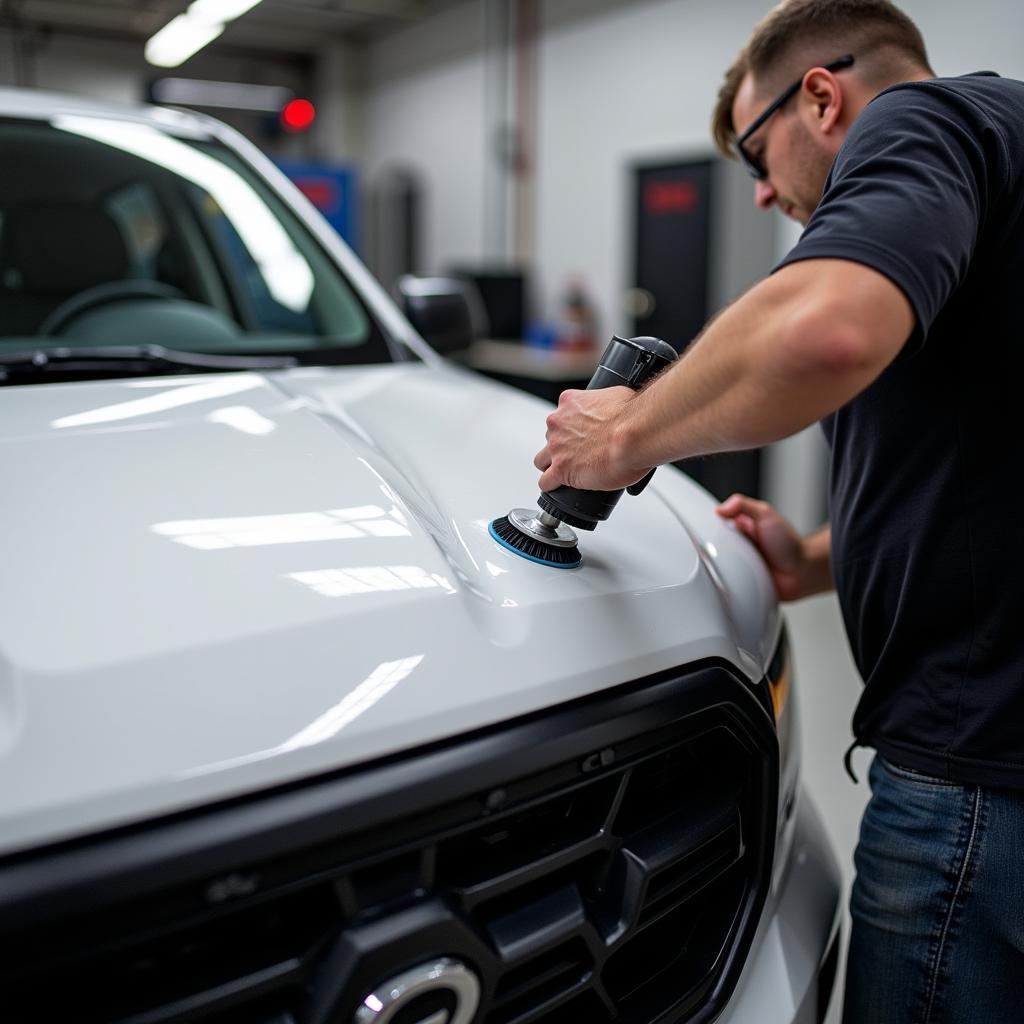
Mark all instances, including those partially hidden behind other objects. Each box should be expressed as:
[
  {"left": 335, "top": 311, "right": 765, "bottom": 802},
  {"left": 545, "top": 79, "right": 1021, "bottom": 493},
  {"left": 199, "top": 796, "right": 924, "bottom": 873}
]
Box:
[
  {"left": 313, "top": 40, "right": 367, "bottom": 164},
  {"left": 535, "top": 0, "right": 766, "bottom": 332},
  {"left": 360, "top": 2, "right": 489, "bottom": 273}
]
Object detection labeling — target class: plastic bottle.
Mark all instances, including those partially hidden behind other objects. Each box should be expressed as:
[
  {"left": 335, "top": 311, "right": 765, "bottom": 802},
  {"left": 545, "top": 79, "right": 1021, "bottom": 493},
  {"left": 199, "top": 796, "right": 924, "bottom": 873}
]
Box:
[{"left": 556, "top": 276, "right": 597, "bottom": 352}]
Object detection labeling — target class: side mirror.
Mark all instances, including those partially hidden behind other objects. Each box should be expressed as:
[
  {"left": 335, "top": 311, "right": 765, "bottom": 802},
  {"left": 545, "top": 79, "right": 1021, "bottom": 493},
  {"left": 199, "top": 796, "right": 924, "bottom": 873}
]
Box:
[{"left": 394, "top": 275, "right": 486, "bottom": 355}]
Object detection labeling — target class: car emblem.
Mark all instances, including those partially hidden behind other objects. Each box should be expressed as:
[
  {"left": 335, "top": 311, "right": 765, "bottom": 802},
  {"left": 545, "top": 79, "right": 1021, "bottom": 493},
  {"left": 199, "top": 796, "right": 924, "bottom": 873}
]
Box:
[{"left": 354, "top": 958, "right": 481, "bottom": 1024}]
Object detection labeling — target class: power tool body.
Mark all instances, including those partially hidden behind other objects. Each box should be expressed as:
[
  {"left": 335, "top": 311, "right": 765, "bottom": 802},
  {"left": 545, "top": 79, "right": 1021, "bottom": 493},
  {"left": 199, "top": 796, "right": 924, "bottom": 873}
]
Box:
[{"left": 489, "top": 334, "right": 678, "bottom": 568}]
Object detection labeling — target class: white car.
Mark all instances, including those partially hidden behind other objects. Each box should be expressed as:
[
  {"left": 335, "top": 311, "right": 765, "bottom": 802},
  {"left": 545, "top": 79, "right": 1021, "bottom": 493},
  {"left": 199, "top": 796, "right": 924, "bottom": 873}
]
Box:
[{"left": 0, "top": 89, "right": 841, "bottom": 1024}]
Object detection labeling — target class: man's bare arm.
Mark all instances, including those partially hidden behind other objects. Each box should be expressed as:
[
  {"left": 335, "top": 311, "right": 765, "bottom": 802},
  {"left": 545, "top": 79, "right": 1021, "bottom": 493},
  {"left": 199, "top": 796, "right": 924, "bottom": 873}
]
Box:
[
  {"left": 536, "top": 258, "right": 916, "bottom": 492},
  {"left": 613, "top": 258, "right": 914, "bottom": 471}
]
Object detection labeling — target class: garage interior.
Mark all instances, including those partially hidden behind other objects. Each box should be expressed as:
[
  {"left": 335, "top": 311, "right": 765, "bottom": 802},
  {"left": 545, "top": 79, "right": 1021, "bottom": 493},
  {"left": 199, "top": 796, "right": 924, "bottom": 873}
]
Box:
[{"left": 2, "top": 2, "right": 1023, "bottom": 1023}]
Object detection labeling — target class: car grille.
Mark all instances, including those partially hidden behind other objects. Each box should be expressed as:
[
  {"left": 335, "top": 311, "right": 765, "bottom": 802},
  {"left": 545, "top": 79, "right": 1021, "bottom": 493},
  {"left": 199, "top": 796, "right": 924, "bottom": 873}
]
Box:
[{"left": 0, "top": 661, "right": 777, "bottom": 1024}]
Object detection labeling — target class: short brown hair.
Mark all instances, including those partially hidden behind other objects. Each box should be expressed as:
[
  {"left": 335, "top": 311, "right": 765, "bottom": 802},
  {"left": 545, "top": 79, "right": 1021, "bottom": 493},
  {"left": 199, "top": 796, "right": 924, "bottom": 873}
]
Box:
[{"left": 711, "top": 0, "right": 933, "bottom": 158}]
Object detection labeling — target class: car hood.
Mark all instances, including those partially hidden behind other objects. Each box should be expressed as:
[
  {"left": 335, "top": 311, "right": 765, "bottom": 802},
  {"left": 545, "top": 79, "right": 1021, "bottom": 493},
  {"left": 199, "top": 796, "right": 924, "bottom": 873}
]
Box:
[{"left": 0, "top": 363, "right": 778, "bottom": 855}]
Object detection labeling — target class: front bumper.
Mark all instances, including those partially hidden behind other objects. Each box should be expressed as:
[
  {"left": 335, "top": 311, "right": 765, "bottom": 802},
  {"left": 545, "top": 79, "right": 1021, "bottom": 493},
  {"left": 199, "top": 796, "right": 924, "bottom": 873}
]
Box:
[
  {"left": 1, "top": 660, "right": 783, "bottom": 1024},
  {"left": 720, "top": 787, "right": 842, "bottom": 1024}
]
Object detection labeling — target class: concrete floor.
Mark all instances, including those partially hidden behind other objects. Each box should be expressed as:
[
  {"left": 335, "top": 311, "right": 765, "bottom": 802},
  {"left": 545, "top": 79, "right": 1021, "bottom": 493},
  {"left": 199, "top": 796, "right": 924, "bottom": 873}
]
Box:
[{"left": 785, "top": 593, "right": 874, "bottom": 1024}]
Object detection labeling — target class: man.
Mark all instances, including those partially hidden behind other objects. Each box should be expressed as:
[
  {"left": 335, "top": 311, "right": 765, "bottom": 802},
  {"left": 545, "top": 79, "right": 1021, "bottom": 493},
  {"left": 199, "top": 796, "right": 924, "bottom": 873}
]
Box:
[{"left": 534, "top": 1, "right": 1024, "bottom": 1020}]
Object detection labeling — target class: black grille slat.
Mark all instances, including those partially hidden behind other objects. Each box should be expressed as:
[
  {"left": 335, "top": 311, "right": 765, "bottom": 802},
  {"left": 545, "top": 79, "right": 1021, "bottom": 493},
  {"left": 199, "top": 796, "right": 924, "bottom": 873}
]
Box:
[
  {"left": 487, "top": 882, "right": 586, "bottom": 962},
  {"left": 618, "top": 795, "right": 745, "bottom": 930},
  {"left": 350, "top": 849, "right": 426, "bottom": 917},
  {"left": 637, "top": 826, "right": 742, "bottom": 927},
  {"left": 1, "top": 661, "right": 777, "bottom": 1024},
  {"left": 113, "top": 959, "right": 304, "bottom": 1024},
  {"left": 489, "top": 937, "right": 594, "bottom": 1024},
  {"left": 487, "top": 973, "right": 594, "bottom": 1024},
  {"left": 526, "top": 988, "right": 614, "bottom": 1024},
  {"left": 5, "top": 883, "right": 337, "bottom": 1024},
  {"left": 605, "top": 864, "right": 747, "bottom": 1013},
  {"left": 449, "top": 831, "right": 611, "bottom": 911},
  {"left": 438, "top": 776, "right": 618, "bottom": 890}
]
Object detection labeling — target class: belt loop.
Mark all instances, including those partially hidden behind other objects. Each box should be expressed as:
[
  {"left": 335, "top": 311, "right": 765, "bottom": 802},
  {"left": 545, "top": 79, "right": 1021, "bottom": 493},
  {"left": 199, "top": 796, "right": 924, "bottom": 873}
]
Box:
[{"left": 843, "top": 739, "right": 862, "bottom": 783}]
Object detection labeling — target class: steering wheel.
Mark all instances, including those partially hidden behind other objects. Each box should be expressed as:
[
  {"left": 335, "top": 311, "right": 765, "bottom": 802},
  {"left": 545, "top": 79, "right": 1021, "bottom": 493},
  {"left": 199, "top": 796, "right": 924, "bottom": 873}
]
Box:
[{"left": 39, "top": 280, "right": 186, "bottom": 337}]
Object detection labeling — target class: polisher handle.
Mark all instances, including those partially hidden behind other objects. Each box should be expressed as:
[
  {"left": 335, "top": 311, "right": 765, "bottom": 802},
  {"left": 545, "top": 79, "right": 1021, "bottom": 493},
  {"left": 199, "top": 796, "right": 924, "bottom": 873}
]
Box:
[
  {"left": 539, "top": 335, "right": 677, "bottom": 529},
  {"left": 587, "top": 334, "right": 677, "bottom": 391},
  {"left": 626, "top": 468, "right": 657, "bottom": 497}
]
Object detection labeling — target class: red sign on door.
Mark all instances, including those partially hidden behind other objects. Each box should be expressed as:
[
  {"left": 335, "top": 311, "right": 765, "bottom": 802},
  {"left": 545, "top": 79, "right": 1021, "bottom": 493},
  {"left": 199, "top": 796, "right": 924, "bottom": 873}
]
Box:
[{"left": 644, "top": 180, "right": 698, "bottom": 215}]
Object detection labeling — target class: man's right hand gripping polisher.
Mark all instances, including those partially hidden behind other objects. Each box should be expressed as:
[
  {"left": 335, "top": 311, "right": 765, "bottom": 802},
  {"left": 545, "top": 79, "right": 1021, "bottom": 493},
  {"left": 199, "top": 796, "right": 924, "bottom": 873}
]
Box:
[{"left": 489, "top": 333, "right": 678, "bottom": 569}]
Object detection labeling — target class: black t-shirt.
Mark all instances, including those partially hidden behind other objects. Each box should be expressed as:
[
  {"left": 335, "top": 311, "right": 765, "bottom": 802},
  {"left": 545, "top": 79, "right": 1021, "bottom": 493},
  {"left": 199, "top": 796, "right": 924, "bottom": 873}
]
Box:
[{"left": 776, "top": 73, "right": 1024, "bottom": 787}]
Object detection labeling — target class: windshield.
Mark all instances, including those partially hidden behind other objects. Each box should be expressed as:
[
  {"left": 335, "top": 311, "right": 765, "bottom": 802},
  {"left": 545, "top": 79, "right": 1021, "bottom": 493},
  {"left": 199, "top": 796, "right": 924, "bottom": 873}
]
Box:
[{"left": 0, "top": 117, "right": 399, "bottom": 371}]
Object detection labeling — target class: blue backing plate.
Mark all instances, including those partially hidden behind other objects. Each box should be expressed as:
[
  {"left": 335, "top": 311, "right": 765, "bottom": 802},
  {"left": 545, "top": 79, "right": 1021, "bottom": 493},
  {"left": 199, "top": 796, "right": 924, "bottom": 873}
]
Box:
[{"left": 488, "top": 520, "right": 582, "bottom": 569}]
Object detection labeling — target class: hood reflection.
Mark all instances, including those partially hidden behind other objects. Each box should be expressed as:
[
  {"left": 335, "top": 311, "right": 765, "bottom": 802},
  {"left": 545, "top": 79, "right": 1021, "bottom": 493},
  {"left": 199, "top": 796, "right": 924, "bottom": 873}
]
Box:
[
  {"left": 279, "top": 655, "right": 424, "bottom": 752},
  {"left": 52, "top": 376, "right": 262, "bottom": 429},
  {"left": 207, "top": 405, "right": 277, "bottom": 435},
  {"left": 288, "top": 565, "right": 456, "bottom": 598},
  {"left": 153, "top": 504, "right": 411, "bottom": 549}
]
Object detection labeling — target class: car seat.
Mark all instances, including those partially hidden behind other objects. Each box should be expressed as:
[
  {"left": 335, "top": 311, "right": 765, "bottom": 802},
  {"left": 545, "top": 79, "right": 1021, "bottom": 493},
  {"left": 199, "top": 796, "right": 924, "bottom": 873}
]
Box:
[{"left": 0, "top": 201, "right": 129, "bottom": 335}]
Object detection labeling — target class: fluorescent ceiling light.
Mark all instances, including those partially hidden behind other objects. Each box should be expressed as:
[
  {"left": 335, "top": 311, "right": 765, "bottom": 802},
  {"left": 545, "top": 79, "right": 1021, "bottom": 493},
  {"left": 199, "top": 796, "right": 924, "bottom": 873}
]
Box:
[
  {"left": 190, "top": 0, "right": 264, "bottom": 18},
  {"left": 145, "top": 0, "right": 265, "bottom": 68},
  {"left": 146, "top": 15, "right": 224, "bottom": 68},
  {"left": 151, "top": 78, "right": 291, "bottom": 112}
]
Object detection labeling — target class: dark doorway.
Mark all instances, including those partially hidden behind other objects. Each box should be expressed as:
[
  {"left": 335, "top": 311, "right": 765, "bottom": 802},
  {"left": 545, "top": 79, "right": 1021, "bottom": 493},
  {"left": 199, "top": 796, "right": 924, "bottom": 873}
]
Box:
[
  {"left": 632, "top": 159, "right": 713, "bottom": 349},
  {"left": 631, "top": 157, "right": 762, "bottom": 501}
]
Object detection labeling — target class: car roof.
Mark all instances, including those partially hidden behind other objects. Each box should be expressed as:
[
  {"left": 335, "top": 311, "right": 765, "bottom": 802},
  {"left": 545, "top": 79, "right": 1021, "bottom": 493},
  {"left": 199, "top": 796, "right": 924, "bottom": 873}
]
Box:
[{"left": 0, "top": 86, "right": 215, "bottom": 137}]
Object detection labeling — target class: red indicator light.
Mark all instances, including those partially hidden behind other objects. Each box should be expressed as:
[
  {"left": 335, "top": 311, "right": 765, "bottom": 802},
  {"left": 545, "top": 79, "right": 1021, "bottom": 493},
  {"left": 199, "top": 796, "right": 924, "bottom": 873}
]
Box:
[{"left": 281, "top": 98, "right": 316, "bottom": 132}]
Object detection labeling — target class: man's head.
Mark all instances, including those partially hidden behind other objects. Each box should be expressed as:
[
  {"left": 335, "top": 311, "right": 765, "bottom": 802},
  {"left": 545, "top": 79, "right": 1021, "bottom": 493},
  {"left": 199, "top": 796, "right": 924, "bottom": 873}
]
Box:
[{"left": 713, "top": 0, "right": 934, "bottom": 224}]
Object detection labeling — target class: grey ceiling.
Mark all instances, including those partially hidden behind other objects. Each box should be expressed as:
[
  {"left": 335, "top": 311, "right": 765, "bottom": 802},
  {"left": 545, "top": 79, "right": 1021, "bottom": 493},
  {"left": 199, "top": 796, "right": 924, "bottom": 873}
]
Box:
[{"left": 0, "top": 0, "right": 459, "bottom": 56}]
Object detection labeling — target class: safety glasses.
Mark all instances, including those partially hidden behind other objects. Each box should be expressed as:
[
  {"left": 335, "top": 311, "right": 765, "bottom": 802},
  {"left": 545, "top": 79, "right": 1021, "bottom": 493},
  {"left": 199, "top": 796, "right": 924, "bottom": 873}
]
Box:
[{"left": 733, "top": 55, "right": 855, "bottom": 180}]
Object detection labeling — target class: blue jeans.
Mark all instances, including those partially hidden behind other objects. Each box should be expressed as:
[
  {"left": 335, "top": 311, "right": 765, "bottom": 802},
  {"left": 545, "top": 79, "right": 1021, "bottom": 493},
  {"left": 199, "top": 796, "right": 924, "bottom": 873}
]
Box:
[{"left": 843, "top": 755, "right": 1024, "bottom": 1023}]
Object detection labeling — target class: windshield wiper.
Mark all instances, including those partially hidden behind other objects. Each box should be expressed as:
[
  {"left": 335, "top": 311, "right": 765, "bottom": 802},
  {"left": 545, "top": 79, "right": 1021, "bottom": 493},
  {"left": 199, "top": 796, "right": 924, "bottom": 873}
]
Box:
[{"left": 0, "top": 345, "right": 298, "bottom": 384}]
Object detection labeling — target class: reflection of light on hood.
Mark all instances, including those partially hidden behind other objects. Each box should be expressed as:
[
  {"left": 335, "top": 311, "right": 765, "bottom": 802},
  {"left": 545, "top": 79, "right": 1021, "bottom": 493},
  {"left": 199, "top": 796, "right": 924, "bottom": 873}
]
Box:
[
  {"left": 206, "top": 405, "right": 277, "bottom": 435},
  {"left": 52, "top": 375, "right": 261, "bottom": 428},
  {"left": 288, "top": 565, "right": 456, "bottom": 597},
  {"left": 357, "top": 458, "right": 411, "bottom": 530},
  {"left": 52, "top": 116, "right": 314, "bottom": 312},
  {"left": 153, "top": 505, "right": 411, "bottom": 549},
  {"left": 176, "top": 655, "right": 426, "bottom": 779},
  {"left": 450, "top": 519, "right": 479, "bottom": 573},
  {"left": 278, "top": 655, "right": 424, "bottom": 752}
]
